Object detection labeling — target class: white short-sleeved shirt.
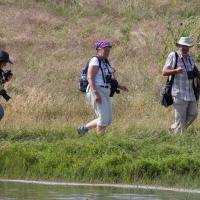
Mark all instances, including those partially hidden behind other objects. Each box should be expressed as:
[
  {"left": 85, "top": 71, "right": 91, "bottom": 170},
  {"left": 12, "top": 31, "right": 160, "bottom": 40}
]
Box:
[{"left": 89, "top": 57, "right": 112, "bottom": 86}]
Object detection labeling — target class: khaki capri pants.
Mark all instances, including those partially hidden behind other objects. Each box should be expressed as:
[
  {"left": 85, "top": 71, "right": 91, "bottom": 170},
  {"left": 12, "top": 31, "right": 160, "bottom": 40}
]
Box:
[
  {"left": 86, "top": 85, "right": 112, "bottom": 127},
  {"left": 171, "top": 97, "right": 198, "bottom": 134}
]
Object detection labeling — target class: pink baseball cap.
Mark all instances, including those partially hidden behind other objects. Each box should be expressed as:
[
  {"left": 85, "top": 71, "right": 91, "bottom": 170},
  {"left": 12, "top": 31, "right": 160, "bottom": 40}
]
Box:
[{"left": 95, "top": 40, "right": 112, "bottom": 50}]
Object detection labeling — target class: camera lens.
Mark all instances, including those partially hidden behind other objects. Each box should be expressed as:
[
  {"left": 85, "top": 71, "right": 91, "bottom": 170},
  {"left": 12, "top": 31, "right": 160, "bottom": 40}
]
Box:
[{"left": 106, "top": 75, "right": 111, "bottom": 83}]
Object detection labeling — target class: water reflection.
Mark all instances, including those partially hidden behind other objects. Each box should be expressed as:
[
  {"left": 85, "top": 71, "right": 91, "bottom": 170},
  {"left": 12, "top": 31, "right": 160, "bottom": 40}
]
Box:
[{"left": 0, "top": 180, "right": 200, "bottom": 200}]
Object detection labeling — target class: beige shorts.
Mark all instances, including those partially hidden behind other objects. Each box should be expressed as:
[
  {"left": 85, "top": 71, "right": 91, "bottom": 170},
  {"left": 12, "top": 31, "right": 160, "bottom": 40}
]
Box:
[{"left": 86, "top": 85, "right": 112, "bottom": 126}]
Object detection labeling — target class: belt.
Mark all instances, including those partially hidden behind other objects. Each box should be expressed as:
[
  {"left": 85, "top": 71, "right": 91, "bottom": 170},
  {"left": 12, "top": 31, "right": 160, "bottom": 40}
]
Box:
[{"left": 100, "top": 85, "right": 109, "bottom": 88}]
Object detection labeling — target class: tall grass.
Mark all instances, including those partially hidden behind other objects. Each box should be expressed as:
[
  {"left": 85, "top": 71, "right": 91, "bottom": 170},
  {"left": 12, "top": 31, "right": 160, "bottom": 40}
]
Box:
[
  {"left": 0, "top": 0, "right": 199, "bottom": 130},
  {"left": 0, "top": 0, "right": 200, "bottom": 188}
]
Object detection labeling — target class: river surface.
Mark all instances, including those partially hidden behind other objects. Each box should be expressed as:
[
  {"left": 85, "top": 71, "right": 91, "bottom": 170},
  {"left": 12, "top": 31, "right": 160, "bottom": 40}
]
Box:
[{"left": 0, "top": 180, "right": 200, "bottom": 200}]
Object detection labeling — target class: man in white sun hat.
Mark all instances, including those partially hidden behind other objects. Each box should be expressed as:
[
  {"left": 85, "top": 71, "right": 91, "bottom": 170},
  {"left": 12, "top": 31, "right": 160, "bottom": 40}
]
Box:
[{"left": 162, "top": 37, "right": 199, "bottom": 134}]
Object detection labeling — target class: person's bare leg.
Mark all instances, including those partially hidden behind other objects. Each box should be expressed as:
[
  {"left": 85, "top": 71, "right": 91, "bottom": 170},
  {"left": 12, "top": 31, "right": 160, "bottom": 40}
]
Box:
[
  {"left": 80, "top": 120, "right": 106, "bottom": 135},
  {"left": 86, "top": 119, "right": 98, "bottom": 130},
  {"left": 97, "top": 125, "right": 107, "bottom": 135},
  {"left": 77, "top": 119, "right": 98, "bottom": 135}
]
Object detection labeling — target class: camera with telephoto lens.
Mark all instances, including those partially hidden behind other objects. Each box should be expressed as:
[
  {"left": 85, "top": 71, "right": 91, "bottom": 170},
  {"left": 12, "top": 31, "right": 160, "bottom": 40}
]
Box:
[
  {"left": 105, "top": 75, "right": 112, "bottom": 84},
  {"left": 187, "top": 71, "right": 194, "bottom": 80},
  {"left": 110, "top": 78, "right": 120, "bottom": 97},
  {"left": 105, "top": 75, "right": 120, "bottom": 97},
  {"left": 0, "top": 89, "right": 11, "bottom": 101},
  {"left": 3, "top": 70, "right": 13, "bottom": 81},
  {"left": 110, "top": 78, "right": 119, "bottom": 86}
]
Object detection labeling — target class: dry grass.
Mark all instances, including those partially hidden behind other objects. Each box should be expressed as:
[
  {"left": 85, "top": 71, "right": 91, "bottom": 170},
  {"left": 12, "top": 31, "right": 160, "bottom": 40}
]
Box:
[{"left": 0, "top": 0, "right": 200, "bottom": 132}]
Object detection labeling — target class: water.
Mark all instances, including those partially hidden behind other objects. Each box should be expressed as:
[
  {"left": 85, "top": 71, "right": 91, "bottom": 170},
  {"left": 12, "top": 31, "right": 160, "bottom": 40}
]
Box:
[{"left": 0, "top": 180, "right": 200, "bottom": 200}]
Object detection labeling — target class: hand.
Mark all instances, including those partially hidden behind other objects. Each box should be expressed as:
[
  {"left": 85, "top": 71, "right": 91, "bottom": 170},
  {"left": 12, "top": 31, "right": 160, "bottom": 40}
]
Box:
[
  {"left": 5, "top": 75, "right": 13, "bottom": 82},
  {"left": 118, "top": 85, "right": 128, "bottom": 92},
  {"left": 176, "top": 67, "right": 183, "bottom": 74},
  {"left": 94, "top": 92, "right": 102, "bottom": 104},
  {"left": 7, "top": 75, "right": 12, "bottom": 81}
]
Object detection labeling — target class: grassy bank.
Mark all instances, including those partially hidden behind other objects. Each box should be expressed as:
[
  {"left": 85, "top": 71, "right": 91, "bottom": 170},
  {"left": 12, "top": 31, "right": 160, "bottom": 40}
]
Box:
[
  {"left": 0, "top": 0, "right": 200, "bottom": 189},
  {"left": 1, "top": 127, "right": 200, "bottom": 189}
]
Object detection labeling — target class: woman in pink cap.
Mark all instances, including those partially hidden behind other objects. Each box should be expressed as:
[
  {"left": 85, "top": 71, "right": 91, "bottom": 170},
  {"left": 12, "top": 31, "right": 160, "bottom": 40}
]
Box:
[{"left": 78, "top": 40, "right": 128, "bottom": 135}]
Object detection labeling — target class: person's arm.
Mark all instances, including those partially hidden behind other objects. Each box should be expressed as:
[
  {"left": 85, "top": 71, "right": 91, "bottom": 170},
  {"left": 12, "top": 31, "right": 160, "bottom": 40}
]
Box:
[
  {"left": 0, "top": 82, "right": 4, "bottom": 91},
  {"left": 87, "top": 65, "right": 102, "bottom": 104},
  {"left": 162, "top": 67, "right": 183, "bottom": 76},
  {"left": 117, "top": 84, "right": 128, "bottom": 91},
  {"left": 162, "top": 52, "right": 183, "bottom": 76}
]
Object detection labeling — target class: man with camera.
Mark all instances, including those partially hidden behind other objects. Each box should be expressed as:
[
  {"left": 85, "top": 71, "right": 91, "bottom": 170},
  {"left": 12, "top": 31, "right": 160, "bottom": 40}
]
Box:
[
  {"left": 0, "top": 50, "right": 13, "bottom": 120},
  {"left": 77, "top": 40, "right": 128, "bottom": 135},
  {"left": 162, "top": 37, "right": 199, "bottom": 134}
]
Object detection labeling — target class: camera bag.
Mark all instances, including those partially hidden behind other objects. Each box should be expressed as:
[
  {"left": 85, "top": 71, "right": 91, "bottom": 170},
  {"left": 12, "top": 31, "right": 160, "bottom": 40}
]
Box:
[
  {"left": 193, "top": 66, "right": 200, "bottom": 101},
  {"left": 160, "top": 52, "right": 178, "bottom": 107}
]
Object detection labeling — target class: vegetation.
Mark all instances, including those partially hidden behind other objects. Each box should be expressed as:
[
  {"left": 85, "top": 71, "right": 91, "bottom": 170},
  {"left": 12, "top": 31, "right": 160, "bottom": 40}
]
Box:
[{"left": 0, "top": 0, "right": 200, "bottom": 189}]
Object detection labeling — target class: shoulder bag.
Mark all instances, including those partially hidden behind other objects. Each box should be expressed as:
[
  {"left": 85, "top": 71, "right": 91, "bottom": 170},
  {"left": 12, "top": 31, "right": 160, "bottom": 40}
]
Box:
[{"left": 160, "top": 52, "right": 178, "bottom": 107}]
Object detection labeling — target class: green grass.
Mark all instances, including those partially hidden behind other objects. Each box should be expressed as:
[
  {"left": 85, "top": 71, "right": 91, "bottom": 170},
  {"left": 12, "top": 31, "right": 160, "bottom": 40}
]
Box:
[{"left": 1, "top": 127, "right": 200, "bottom": 189}]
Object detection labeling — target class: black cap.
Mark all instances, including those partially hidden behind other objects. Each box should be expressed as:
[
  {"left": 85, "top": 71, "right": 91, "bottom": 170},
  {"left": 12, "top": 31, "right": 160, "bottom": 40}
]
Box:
[{"left": 0, "top": 50, "right": 13, "bottom": 64}]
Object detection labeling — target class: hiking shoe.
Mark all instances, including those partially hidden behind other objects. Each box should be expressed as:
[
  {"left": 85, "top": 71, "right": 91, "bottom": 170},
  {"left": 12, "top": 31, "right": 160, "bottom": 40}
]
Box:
[
  {"left": 168, "top": 126, "right": 173, "bottom": 132},
  {"left": 77, "top": 126, "right": 88, "bottom": 135}
]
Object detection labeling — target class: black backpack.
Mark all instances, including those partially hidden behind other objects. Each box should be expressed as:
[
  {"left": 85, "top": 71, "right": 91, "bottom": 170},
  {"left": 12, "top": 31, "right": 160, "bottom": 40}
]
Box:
[{"left": 78, "top": 56, "right": 110, "bottom": 92}]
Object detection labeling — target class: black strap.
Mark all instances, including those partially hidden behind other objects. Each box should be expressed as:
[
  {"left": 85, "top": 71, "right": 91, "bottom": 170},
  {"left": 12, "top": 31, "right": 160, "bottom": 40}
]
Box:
[
  {"left": 0, "top": 69, "right": 3, "bottom": 79},
  {"left": 174, "top": 52, "right": 178, "bottom": 70},
  {"left": 181, "top": 57, "right": 193, "bottom": 72},
  {"left": 95, "top": 56, "right": 111, "bottom": 83},
  {"left": 104, "top": 63, "right": 112, "bottom": 74},
  {"left": 95, "top": 56, "right": 105, "bottom": 83},
  {"left": 168, "top": 51, "right": 178, "bottom": 83}
]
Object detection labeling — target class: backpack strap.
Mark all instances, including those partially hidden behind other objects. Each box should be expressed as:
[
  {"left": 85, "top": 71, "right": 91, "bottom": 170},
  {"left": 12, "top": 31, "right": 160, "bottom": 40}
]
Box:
[
  {"left": 171, "top": 51, "right": 178, "bottom": 76},
  {"left": 90, "top": 56, "right": 111, "bottom": 83},
  {"left": 94, "top": 56, "right": 106, "bottom": 83},
  {"left": 167, "top": 51, "right": 178, "bottom": 83},
  {"left": 173, "top": 51, "right": 178, "bottom": 69}
]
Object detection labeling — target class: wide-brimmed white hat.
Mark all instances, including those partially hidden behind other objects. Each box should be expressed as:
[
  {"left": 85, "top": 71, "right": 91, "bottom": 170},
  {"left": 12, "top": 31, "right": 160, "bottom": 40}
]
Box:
[{"left": 176, "top": 37, "right": 194, "bottom": 47}]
